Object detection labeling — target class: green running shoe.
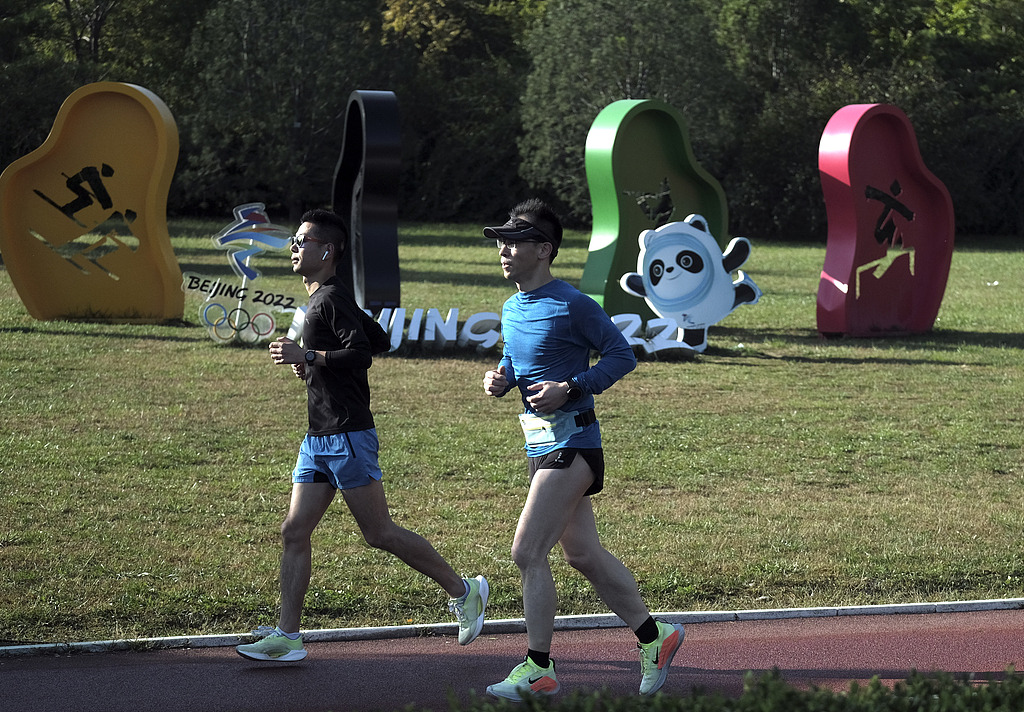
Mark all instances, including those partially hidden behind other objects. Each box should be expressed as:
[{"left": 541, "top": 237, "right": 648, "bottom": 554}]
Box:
[
  {"left": 236, "top": 627, "right": 308, "bottom": 662},
  {"left": 448, "top": 575, "right": 489, "bottom": 645},
  {"left": 638, "top": 620, "right": 685, "bottom": 695},
  {"left": 486, "top": 657, "right": 560, "bottom": 700}
]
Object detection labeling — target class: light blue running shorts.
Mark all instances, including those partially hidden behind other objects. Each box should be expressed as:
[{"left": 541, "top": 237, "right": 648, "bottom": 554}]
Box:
[{"left": 292, "top": 429, "right": 383, "bottom": 490}]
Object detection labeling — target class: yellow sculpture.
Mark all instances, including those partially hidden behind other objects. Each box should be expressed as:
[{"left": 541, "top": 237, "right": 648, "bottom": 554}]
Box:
[{"left": 0, "top": 82, "right": 183, "bottom": 321}]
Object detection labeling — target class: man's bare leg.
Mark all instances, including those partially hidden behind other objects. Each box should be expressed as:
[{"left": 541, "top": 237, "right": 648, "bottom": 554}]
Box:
[
  {"left": 278, "top": 482, "right": 335, "bottom": 633},
  {"left": 511, "top": 456, "right": 594, "bottom": 653},
  {"left": 342, "top": 479, "right": 466, "bottom": 598},
  {"left": 558, "top": 495, "right": 650, "bottom": 629}
]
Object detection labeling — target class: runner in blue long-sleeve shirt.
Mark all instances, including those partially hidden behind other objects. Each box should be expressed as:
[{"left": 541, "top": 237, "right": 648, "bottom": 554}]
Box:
[{"left": 481, "top": 199, "right": 685, "bottom": 700}]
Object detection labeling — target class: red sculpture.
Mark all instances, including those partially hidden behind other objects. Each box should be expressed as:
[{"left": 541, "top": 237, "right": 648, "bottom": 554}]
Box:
[{"left": 817, "top": 104, "right": 955, "bottom": 337}]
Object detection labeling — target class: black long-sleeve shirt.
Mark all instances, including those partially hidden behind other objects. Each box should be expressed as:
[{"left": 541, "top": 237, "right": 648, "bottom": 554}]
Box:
[{"left": 302, "top": 276, "right": 390, "bottom": 435}]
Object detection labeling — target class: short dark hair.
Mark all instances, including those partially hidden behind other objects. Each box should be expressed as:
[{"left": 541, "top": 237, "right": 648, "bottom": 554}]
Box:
[
  {"left": 301, "top": 208, "right": 349, "bottom": 254},
  {"left": 510, "top": 198, "right": 562, "bottom": 262}
]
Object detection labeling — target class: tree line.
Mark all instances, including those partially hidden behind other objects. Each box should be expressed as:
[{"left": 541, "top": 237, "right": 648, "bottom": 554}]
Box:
[{"left": 2, "top": 0, "right": 1021, "bottom": 240}]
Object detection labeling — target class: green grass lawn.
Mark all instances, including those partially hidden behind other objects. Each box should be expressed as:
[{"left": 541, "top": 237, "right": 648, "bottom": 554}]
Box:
[{"left": 1, "top": 221, "right": 1021, "bottom": 644}]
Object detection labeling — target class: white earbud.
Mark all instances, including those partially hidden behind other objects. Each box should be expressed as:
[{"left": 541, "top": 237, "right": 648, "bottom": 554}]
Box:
[{"left": 321, "top": 251, "right": 329, "bottom": 261}]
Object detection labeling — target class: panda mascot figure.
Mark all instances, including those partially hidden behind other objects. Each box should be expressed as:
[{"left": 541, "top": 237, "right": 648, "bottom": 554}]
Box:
[{"left": 619, "top": 214, "right": 762, "bottom": 353}]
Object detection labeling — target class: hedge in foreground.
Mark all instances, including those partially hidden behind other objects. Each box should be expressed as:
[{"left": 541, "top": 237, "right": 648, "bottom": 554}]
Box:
[{"left": 443, "top": 669, "right": 1024, "bottom": 712}]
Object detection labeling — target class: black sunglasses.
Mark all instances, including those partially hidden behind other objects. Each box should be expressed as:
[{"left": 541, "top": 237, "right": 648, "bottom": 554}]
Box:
[{"left": 289, "top": 234, "right": 325, "bottom": 248}]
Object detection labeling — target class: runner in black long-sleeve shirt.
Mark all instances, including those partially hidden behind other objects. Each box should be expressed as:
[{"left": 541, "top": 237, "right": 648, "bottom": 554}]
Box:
[{"left": 236, "top": 209, "right": 487, "bottom": 662}]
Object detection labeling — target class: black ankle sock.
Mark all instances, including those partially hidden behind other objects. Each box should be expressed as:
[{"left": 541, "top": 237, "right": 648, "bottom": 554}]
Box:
[
  {"left": 527, "top": 649, "right": 550, "bottom": 669},
  {"left": 635, "top": 616, "right": 659, "bottom": 645}
]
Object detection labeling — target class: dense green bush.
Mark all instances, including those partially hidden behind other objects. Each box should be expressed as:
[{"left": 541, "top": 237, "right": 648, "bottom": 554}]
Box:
[
  {"left": 2, "top": 1, "right": 1022, "bottom": 236},
  {"left": 521, "top": 0, "right": 1024, "bottom": 239},
  {"left": 444, "top": 670, "right": 1024, "bottom": 712}
]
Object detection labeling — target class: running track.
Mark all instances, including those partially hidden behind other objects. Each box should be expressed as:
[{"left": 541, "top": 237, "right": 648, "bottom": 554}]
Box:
[{"left": 4, "top": 602, "right": 1022, "bottom": 712}]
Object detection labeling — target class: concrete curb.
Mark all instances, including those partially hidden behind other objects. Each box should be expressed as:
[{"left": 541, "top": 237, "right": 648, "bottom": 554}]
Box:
[{"left": 3, "top": 597, "right": 1022, "bottom": 659}]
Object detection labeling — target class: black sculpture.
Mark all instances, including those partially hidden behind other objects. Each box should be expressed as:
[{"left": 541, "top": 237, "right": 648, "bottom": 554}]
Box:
[{"left": 331, "top": 90, "right": 401, "bottom": 312}]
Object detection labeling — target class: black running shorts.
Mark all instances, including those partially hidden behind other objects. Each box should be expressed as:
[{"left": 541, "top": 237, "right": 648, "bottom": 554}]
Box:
[{"left": 528, "top": 447, "right": 605, "bottom": 497}]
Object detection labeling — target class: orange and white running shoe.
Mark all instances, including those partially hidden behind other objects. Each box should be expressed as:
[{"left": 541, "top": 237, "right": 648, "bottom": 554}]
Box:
[{"left": 486, "top": 656, "right": 560, "bottom": 700}]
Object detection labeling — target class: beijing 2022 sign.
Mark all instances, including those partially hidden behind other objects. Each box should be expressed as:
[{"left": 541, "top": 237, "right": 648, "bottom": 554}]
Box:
[{"left": 181, "top": 203, "right": 298, "bottom": 344}]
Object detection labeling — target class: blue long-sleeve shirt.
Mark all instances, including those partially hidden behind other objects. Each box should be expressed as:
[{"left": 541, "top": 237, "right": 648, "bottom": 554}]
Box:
[{"left": 498, "top": 279, "right": 636, "bottom": 455}]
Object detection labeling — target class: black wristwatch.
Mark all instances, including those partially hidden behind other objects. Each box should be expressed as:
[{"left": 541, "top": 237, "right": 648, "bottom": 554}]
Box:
[
  {"left": 565, "top": 377, "right": 583, "bottom": 401},
  {"left": 304, "top": 349, "right": 316, "bottom": 365}
]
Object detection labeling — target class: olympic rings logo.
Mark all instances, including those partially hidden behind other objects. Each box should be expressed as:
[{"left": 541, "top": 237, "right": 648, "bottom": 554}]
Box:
[{"left": 201, "top": 301, "right": 277, "bottom": 344}]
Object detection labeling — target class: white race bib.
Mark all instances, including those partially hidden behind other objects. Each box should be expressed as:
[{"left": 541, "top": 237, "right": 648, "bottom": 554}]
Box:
[{"left": 518, "top": 410, "right": 583, "bottom": 447}]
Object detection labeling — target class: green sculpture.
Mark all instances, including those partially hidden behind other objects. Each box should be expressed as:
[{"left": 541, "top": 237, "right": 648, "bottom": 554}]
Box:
[{"left": 581, "top": 99, "right": 728, "bottom": 319}]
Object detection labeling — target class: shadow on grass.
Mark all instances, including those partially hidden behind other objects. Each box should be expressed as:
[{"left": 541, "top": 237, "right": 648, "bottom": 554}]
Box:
[
  {"left": 711, "top": 325, "right": 1024, "bottom": 352},
  {"left": 0, "top": 322, "right": 207, "bottom": 342}
]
